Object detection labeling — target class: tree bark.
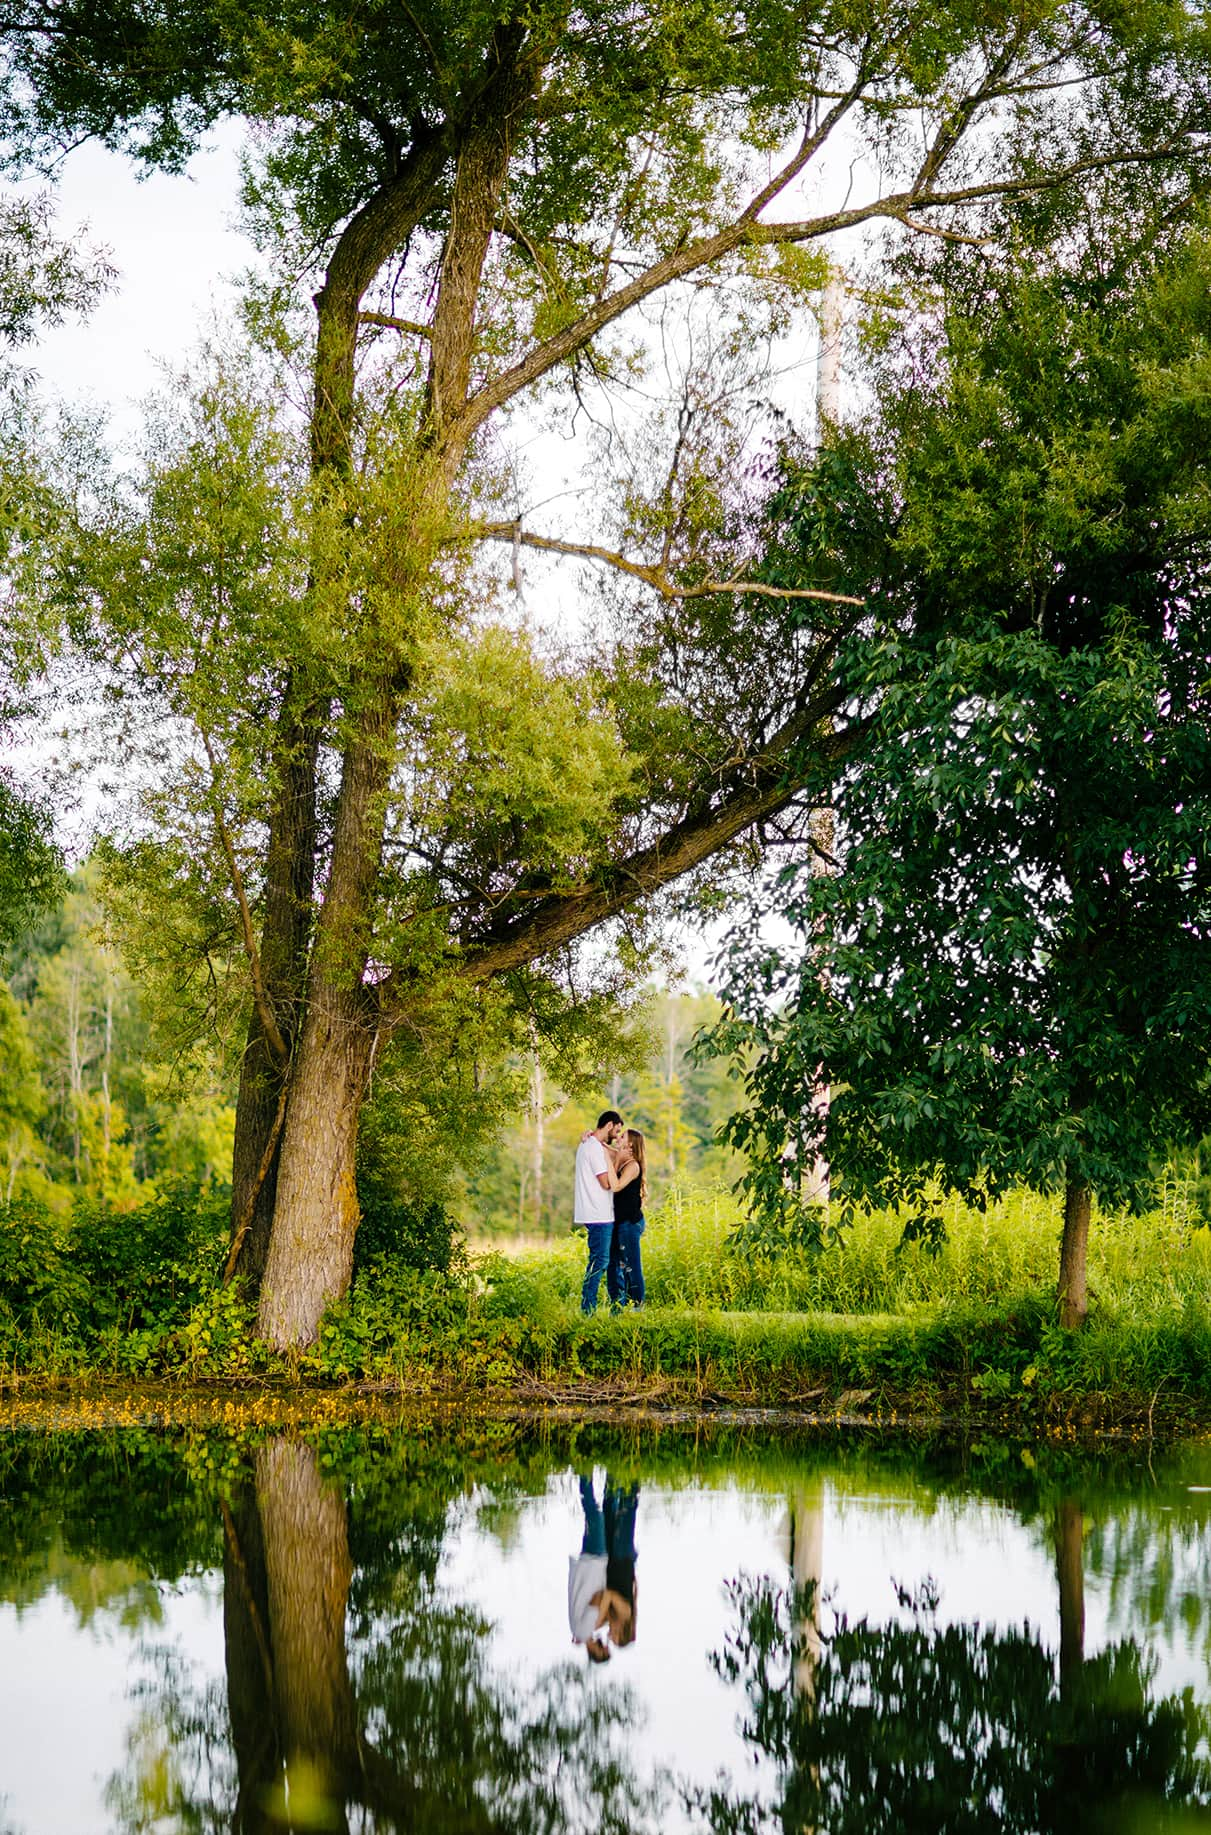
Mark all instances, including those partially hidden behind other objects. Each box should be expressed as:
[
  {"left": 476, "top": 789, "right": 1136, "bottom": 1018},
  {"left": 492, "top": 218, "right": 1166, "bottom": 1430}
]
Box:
[
  {"left": 230, "top": 685, "right": 321, "bottom": 1283},
  {"left": 255, "top": 985, "right": 376, "bottom": 1348},
  {"left": 1057, "top": 1172, "right": 1091, "bottom": 1329},
  {"left": 256, "top": 694, "right": 396, "bottom": 1347}
]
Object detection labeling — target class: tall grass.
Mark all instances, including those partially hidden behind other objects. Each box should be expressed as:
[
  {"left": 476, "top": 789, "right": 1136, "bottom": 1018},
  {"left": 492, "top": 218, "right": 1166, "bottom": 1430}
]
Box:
[{"left": 493, "top": 1177, "right": 1211, "bottom": 1319}]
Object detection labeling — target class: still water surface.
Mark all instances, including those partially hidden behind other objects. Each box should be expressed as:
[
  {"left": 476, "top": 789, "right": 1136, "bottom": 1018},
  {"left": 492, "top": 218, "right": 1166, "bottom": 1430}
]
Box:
[{"left": 2, "top": 1422, "right": 1211, "bottom": 1832}]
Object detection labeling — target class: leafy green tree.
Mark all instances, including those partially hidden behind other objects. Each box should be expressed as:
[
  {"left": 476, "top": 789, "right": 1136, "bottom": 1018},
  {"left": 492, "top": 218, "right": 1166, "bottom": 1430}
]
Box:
[
  {"left": 6, "top": 0, "right": 1211, "bottom": 1345},
  {"left": 712, "top": 237, "right": 1211, "bottom": 1325}
]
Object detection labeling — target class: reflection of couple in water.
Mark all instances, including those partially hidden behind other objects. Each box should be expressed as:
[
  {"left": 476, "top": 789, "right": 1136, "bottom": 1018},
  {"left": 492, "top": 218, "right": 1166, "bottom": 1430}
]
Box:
[{"left": 568, "top": 1472, "right": 639, "bottom": 1663}]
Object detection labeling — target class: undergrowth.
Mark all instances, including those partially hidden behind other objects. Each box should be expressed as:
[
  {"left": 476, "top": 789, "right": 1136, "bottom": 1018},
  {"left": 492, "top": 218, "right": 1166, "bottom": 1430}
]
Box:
[{"left": 5, "top": 1176, "right": 1211, "bottom": 1417}]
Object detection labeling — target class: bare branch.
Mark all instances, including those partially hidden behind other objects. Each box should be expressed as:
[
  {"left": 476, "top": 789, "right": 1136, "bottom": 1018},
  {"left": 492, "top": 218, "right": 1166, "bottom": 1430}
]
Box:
[
  {"left": 359, "top": 309, "right": 432, "bottom": 338},
  {"left": 448, "top": 128, "right": 1196, "bottom": 454},
  {"left": 474, "top": 520, "right": 865, "bottom": 606},
  {"left": 740, "top": 52, "right": 875, "bottom": 222}
]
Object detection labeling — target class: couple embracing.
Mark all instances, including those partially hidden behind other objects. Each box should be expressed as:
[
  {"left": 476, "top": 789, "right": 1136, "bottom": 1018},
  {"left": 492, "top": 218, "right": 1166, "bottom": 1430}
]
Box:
[{"left": 573, "top": 1111, "right": 647, "bottom": 1314}]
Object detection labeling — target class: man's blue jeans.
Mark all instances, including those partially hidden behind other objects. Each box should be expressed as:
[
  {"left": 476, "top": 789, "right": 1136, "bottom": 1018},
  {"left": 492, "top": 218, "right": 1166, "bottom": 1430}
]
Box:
[{"left": 581, "top": 1223, "right": 612, "bottom": 1313}]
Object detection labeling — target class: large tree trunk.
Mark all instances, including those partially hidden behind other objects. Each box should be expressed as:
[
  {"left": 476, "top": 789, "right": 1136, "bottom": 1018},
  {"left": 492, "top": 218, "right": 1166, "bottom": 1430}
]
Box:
[
  {"left": 256, "top": 985, "right": 376, "bottom": 1348},
  {"left": 256, "top": 701, "right": 396, "bottom": 1348},
  {"left": 230, "top": 688, "right": 322, "bottom": 1284},
  {"left": 227, "top": 125, "right": 452, "bottom": 1295},
  {"left": 1057, "top": 1172, "right": 1091, "bottom": 1329}
]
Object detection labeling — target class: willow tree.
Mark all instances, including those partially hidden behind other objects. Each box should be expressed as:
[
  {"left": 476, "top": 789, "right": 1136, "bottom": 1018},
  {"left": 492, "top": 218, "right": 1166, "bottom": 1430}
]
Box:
[{"left": 4, "top": 1, "right": 1210, "bottom": 1344}]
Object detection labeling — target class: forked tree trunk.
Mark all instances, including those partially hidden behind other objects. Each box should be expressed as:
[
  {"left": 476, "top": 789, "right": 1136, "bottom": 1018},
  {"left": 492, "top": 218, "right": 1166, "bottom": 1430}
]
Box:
[
  {"left": 1057, "top": 1172, "right": 1091, "bottom": 1329},
  {"left": 256, "top": 703, "right": 395, "bottom": 1349}
]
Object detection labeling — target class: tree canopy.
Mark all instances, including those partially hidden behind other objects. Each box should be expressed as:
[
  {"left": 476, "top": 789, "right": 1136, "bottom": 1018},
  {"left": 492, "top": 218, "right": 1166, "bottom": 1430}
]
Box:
[{"left": 711, "top": 231, "right": 1211, "bottom": 1322}]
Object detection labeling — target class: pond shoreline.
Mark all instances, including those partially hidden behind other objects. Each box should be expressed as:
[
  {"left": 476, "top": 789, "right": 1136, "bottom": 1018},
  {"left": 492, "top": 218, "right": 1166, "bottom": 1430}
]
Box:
[{"left": 0, "top": 1372, "right": 1205, "bottom": 1439}]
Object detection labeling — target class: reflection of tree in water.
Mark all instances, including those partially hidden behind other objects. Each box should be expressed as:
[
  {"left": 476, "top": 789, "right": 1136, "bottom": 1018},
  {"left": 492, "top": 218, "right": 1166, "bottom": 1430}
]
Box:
[
  {"left": 1084, "top": 1495, "right": 1211, "bottom": 1661},
  {"left": 695, "top": 1506, "right": 1211, "bottom": 1835},
  {"left": 108, "top": 1437, "right": 666, "bottom": 1835}
]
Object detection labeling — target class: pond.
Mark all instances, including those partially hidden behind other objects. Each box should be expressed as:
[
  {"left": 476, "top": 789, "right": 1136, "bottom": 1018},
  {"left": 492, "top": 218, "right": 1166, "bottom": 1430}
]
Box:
[{"left": 2, "top": 1418, "right": 1211, "bottom": 1833}]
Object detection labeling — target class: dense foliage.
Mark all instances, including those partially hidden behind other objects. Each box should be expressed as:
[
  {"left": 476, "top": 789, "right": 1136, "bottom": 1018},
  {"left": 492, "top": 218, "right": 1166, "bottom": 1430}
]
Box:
[{"left": 712, "top": 236, "right": 1211, "bottom": 1312}]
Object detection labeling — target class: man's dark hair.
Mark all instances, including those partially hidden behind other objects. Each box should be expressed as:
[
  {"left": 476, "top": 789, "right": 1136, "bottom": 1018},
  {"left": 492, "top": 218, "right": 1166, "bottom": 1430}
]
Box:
[{"left": 597, "top": 1110, "right": 623, "bottom": 1129}]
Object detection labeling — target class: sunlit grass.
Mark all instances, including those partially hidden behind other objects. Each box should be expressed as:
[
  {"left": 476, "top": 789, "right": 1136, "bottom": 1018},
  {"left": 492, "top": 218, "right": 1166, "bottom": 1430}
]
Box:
[{"left": 487, "top": 1174, "right": 1211, "bottom": 1320}]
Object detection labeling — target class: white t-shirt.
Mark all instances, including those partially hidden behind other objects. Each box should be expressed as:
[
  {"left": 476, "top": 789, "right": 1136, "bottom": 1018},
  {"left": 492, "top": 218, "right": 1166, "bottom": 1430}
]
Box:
[
  {"left": 574, "top": 1134, "right": 614, "bottom": 1224},
  {"left": 568, "top": 1552, "right": 609, "bottom": 1642}
]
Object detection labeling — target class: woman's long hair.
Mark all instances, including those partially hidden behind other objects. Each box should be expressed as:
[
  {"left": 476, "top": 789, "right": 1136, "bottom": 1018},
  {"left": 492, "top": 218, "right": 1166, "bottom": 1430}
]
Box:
[{"left": 626, "top": 1128, "right": 647, "bottom": 1204}]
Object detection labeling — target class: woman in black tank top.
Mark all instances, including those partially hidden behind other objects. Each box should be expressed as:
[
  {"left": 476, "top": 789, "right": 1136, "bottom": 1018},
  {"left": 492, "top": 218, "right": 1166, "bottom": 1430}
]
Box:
[{"left": 607, "top": 1129, "right": 647, "bottom": 1307}]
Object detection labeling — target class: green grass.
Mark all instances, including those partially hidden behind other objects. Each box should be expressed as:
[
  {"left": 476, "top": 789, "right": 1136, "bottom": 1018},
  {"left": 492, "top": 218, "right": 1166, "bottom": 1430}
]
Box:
[
  {"left": 7, "top": 1175, "right": 1211, "bottom": 1421},
  {"left": 489, "top": 1176, "right": 1211, "bottom": 1318}
]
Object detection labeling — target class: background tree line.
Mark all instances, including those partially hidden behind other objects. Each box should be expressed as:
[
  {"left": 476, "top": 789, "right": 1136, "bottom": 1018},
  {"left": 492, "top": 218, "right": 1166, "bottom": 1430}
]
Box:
[
  {"left": 1, "top": 861, "right": 737, "bottom": 1236},
  {"left": 0, "top": 863, "right": 235, "bottom": 1211}
]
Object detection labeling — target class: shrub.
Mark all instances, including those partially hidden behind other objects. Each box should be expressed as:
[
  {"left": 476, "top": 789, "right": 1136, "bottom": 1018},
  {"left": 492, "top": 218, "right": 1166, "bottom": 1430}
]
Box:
[
  {"left": 0, "top": 1200, "right": 88, "bottom": 1331},
  {"left": 354, "top": 1170, "right": 458, "bottom": 1276},
  {"left": 68, "top": 1182, "right": 228, "bottom": 1335}
]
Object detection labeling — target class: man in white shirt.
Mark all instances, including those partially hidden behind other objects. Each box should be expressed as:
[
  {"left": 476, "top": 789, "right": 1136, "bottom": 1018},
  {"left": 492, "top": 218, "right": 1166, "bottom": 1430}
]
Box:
[{"left": 574, "top": 1109, "right": 625, "bottom": 1314}]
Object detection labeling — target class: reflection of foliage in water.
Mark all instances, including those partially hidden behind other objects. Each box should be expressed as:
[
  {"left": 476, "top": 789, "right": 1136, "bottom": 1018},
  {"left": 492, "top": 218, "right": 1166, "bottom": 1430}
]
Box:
[
  {"left": 353, "top": 1587, "right": 666, "bottom": 1835},
  {"left": 0, "top": 1429, "right": 220, "bottom": 1625},
  {"left": 105, "top": 1604, "right": 662, "bottom": 1835},
  {"left": 98, "top": 1446, "right": 666, "bottom": 1835},
  {"left": 1085, "top": 1502, "right": 1211, "bottom": 1663},
  {"left": 10, "top": 1426, "right": 1211, "bottom": 1833},
  {"left": 693, "top": 1575, "right": 1211, "bottom": 1834}
]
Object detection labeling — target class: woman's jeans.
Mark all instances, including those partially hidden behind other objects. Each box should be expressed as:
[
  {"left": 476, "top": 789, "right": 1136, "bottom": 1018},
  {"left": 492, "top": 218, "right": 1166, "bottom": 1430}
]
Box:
[
  {"left": 607, "top": 1216, "right": 646, "bottom": 1306},
  {"left": 581, "top": 1224, "right": 612, "bottom": 1313}
]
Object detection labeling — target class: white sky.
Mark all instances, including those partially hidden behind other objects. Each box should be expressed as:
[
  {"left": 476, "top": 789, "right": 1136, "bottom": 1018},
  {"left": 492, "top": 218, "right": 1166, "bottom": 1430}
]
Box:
[{"left": 20, "top": 122, "right": 255, "bottom": 441}]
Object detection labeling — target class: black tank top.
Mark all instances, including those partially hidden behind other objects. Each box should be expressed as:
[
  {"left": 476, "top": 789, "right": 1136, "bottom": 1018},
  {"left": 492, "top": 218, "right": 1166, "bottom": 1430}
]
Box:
[{"left": 614, "top": 1174, "right": 643, "bottom": 1222}]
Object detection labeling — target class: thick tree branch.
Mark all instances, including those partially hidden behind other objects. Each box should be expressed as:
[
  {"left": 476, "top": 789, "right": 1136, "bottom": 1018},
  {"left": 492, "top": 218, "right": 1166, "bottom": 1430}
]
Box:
[
  {"left": 456, "top": 696, "right": 862, "bottom": 984},
  {"left": 222, "top": 1069, "right": 291, "bottom": 1283},
  {"left": 474, "top": 520, "right": 865, "bottom": 605},
  {"left": 312, "top": 122, "right": 452, "bottom": 474},
  {"left": 424, "top": 23, "right": 540, "bottom": 450}
]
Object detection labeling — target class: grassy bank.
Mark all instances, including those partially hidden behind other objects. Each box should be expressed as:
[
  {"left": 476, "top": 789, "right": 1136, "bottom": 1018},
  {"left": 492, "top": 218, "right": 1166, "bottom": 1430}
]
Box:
[{"left": 4, "top": 1180, "right": 1211, "bottom": 1425}]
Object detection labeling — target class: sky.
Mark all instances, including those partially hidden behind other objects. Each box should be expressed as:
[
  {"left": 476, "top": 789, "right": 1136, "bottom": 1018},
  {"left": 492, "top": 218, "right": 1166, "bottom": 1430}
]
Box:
[{"left": 21, "top": 121, "right": 255, "bottom": 440}]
